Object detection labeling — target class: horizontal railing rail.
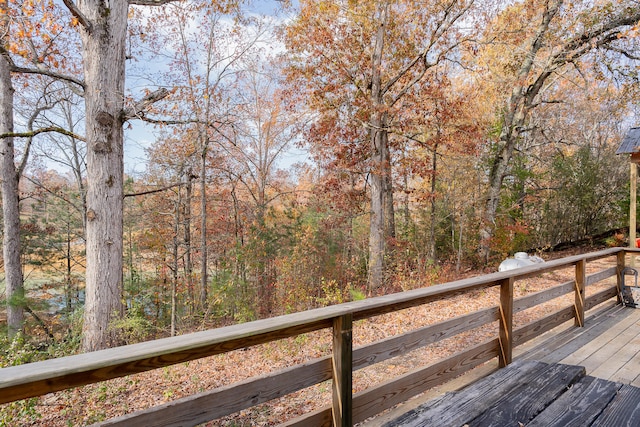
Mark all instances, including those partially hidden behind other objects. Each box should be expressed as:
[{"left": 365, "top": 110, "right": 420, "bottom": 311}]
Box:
[{"left": 0, "top": 247, "right": 634, "bottom": 426}]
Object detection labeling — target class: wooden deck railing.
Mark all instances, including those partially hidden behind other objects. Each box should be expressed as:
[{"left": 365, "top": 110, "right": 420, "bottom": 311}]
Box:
[{"left": 0, "top": 247, "right": 635, "bottom": 426}]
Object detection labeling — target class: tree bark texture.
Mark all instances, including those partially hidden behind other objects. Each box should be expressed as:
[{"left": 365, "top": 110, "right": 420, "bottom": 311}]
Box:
[
  {"left": 367, "top": 4, "right": 394, "bottom": 292},
  {"left": 76, "top": 0, "right": 127, "bottom": 351},
  {"left": 200, "top": 146, "right": 208, "bottom": 306},
  {"left": 0, "top": 10, "right": 25, "bottom": 337}
]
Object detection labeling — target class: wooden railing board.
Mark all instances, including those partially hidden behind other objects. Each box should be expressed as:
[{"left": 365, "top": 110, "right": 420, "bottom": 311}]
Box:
[
  {"left": 585, "top": 286, "right": 618, "bottom": 311},
  {"left": 350, "top": 278, "right": 500, "bottom": 321},
  {"left": 493, "top": 248, "right": 619, "bottom": 282},
  {"left": 514, "top": 306, "right": 576, "bottom": 347},
  {"left": 280, "top": 408, "right": 333, "bottom": 427},
  {"left": 0, "top": 264, "right": 510, "bottom": 402},
  {"left": 514, "top": 281, "right": 574, "bottom": 314},
  {"left": 0, "top": 247, "right": 629, "bottom": 425},
  {"left": 94, "top": 357, "right": 334, "bottom": 427},
  {"left": 511, "top": 267, "right": 616, "bottom": 316},
  {"left": 586, "top": 267, "right": 617, "bottom": 286},
  {"left": 0, "top": 317, "right": 334, "bottom": 404},
  {"left": 96, "top": 305, "right": 502, "bottom": 426},
  {"left": 285, "top": 339, "right": 501, "bottom": 426},
  {"left": 352, "top": 339, "right": 500, "bottom": 423},
  {"left": 352, "top": 306, "right": 499, "bottom": 370}
]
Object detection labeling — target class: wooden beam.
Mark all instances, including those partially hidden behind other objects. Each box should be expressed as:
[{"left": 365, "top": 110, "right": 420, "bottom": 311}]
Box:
[
  {"left": 585, "top": 287, "right": 618, "bottom": 311},
  {"left": 332, "top": 314, "right": 352, "bottom": 427},
  {"left": 514, "top": 281, "right": 573, "bottom": 313},
  {"left": 499, "top": 277, "right": 514, "bottom": 368},
  {"left": 617, "top": 250, "right": 626, "bottom": 304},
  {"left": 575, "top": 259, "right": 586, "bottom": 327},
  {"left": 631, "top": 162, "right": 637, "bottom": 261}
]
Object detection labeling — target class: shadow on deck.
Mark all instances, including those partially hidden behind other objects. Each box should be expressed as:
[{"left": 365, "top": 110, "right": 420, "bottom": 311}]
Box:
[{"left": 373, "top": 304, "right": 640, "bottom": 426}]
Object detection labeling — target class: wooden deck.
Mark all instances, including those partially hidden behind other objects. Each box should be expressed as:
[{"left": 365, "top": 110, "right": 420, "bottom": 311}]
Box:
[
  {"left": 521, "top": 302, "right": 640, "bottom": 383},
  {"left": 375, "top": 303, "right": 640, "bottom": 426}
]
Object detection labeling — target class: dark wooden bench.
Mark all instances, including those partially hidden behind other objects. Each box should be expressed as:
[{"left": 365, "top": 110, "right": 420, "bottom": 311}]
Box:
[{"left": 386, "top": 360, "right": 640, "bottom": 426}]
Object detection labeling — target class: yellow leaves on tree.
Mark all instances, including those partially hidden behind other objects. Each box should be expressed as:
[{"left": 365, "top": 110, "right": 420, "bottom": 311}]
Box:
[{"left": 5, "top": 0, "right": 76, "bottom": 73}]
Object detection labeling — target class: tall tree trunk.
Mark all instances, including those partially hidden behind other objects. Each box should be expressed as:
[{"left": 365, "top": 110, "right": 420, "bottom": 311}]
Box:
[
  {"left": 428, "top": 142, "right": 439, "bottom": 262},
  {"left": 200, "top": 145, "right": 208, "bottom": 306},
  {"left": 367, "top": 3, "right": 390, "bottom": 292},
  {"left": 0, "top": 13, "right": 24, "bottom": 336},
  {"left": 76, "top": 0, "right": 127, "bottom": 351},
  {"left": 231, "top": 185, "right": 246, "bottom": 309},
  {"left": 171, "top": 186, "right": 181, "bottom": 337},
  {"left": 368, "top": 122, "right": 387, "bottom": 292},
  {"left": 255, "top": 202, "right": 272, "bottom": 317},
  {"left": 382, "top": 126, "right": 395, "bottom": 240},
  {"left": 183, "top": 171, "right": 193, "bottom": 309}
]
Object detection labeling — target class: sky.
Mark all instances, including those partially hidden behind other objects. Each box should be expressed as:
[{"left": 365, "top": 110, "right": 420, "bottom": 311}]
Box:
[{"left": 122, "top": 0, "right": 305, "bottom": 177}]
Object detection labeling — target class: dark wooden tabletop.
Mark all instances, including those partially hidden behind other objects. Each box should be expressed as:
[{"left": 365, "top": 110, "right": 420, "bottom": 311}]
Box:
[{"left": 385, "top": 359, "right": 640, "bottom": 427}]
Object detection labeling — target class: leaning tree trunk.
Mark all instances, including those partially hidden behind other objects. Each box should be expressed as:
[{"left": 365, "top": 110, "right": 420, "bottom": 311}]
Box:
[
  {"left": 76, "top": 0, "right": 127, "bottom": 351},
  {"left": 478, "top": 0, "right": 562, "bottom": 264},
  {"left": 0, "top": 14, "right": 24, "bottom": 337}
]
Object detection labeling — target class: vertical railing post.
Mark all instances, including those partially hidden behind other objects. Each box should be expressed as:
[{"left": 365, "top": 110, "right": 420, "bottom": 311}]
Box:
[
  {"left": 574, "top": 259, "right": 586, "bottom": 327},
  {"left": 332, "top": 313, "right": 352, "bottom": 427},
  {"left": 499, "top": 277, "right": 513, "bottom": 368},
  {"left": 617, "top": 249, "right": 626, "bottom": 304}
]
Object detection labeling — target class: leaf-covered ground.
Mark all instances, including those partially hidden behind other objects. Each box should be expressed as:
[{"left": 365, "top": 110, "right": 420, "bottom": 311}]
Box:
[{"left": 2, "top": 249, "right": 619, "bottom": 426}]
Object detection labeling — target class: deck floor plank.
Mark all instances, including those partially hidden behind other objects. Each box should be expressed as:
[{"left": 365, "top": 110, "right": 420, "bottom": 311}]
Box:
[
  {"left": 521, "top": 304, "right": 632, "bottom": 364},
  {"left": 559, "top": 310, "right": 640, "bottom": 368},
  {"left": 607, "top": 333, "right": 640, "bottom": 384},
  {"left": 586, "top": 329, "right": 640, "bottom": 380},
  {"left": 612, "top": 356, "right": 640, "bottom": 385}
]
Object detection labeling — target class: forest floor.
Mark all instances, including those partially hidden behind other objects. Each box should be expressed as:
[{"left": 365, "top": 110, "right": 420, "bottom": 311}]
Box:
[{"left": 2, "top": 244, "right": 623, "bottom": 426}]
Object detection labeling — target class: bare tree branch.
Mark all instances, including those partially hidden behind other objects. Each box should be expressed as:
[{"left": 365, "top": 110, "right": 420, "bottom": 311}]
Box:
[
  {"left": 61, "top": 0, "right": 92, "bottom": 32},
  {"left": 122, "top": 88, "right": 170, "bottom": 120},
  {"left": 10, "top": 65, "right": 85, "bottom": 92},
  {"left": 0, "top": 127, "right": 85, "bottom": 141},
  {"left": 124, "top": 182, "right": 184, "bottom": 198},
  {"left": 128, "top": 0, "right": 182, "bottom": 5}
]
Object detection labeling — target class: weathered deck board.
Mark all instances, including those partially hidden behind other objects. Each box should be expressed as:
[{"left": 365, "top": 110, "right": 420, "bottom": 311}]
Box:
[
  {"left": 386, "top": 361, "right": 639, "bottom": 427},
  {"left": 384, "top": 360, "right": 582, "bottom": 427},
  {"left": 590, "top": 384, "right": 640, "bottom": 426},
  {"left": 614, "top": 354, "right": 640, "bottom": 386},
  {"left": 383, "top": 360, "right": 542, "bottom": 426},
  {"left": 467, "top": 363, "right": 585, "bottom": 426},
  {"left": 559, "top": 308, "right": 640, "bottom": 381},
  {"left": 517, "top": 302, "right": 626, "bottom": 363},
  {"left": 527, "top": 376, "right": 621, "bottom": 427},
  {"left": 559, "top": 310, "right": 640, "bottom": 366},
  {"left": 585, "top": 339, "right": 640, "bottom": 380}
]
